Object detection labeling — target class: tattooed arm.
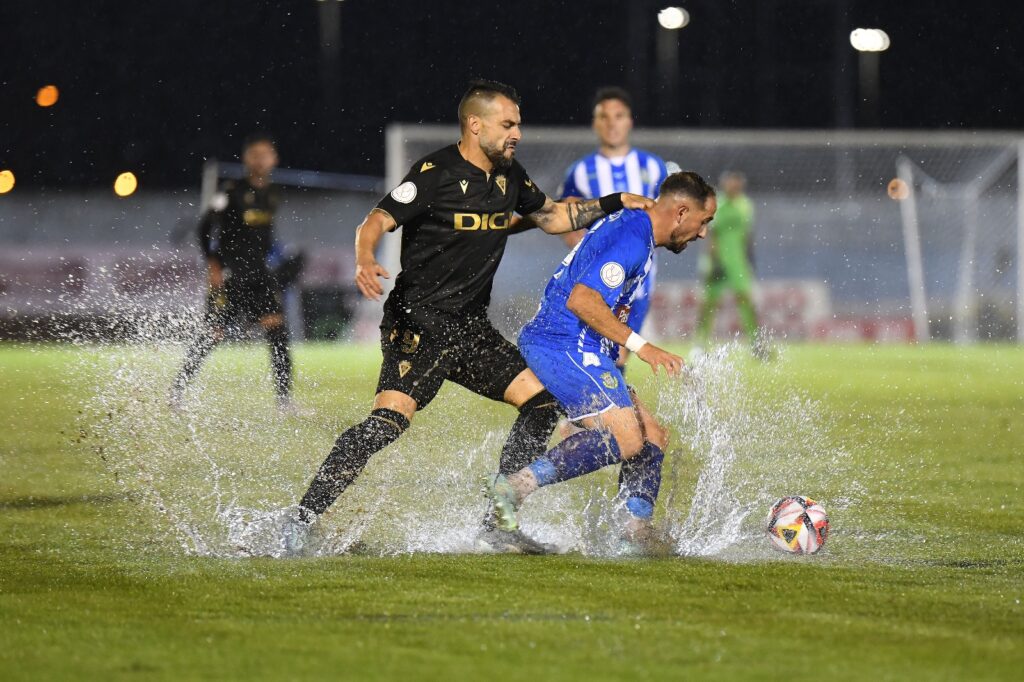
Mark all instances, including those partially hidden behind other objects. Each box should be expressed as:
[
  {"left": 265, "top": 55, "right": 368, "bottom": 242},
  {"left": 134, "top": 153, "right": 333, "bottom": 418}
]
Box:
[{"left": 524, "top": 192, "right": 654, "bottom": 235}]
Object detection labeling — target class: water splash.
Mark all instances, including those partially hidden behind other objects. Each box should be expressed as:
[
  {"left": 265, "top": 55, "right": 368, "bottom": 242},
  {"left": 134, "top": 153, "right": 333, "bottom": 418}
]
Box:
[
  {"left": 77, "top": 326, "right": 859, "bottom": 560},
  {"left": 654, "top": 343, "right": 862, "bottom": 560}
]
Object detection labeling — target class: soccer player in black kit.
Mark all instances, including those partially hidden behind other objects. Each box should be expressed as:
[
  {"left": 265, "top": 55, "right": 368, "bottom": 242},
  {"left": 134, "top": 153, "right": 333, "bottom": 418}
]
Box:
[
  {"left": 170, "top": 134, "right": 302, "bottom": 414},
  {"left": 284, "top": 80, "right": 653, "bottom": 554}
]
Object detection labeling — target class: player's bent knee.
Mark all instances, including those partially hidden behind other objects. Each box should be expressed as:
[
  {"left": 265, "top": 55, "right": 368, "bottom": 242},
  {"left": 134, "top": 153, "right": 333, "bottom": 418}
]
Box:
[
  {"left": 639, "top": 410, "right": 670, "bottom": 449},
  {"left": 373, "top": 390, "right": 418, "bottom": 421},
  {"left": 611, "top": 425, "right": 645, "bottom": 460},
  {"left": 583, "top": 406, "right": 644, "bottom": 459},
  {"left": 647, "top": 421, "right": 670, "bottom": 451},
  {"left": 503, "top": 369, "right": 546, "bottom": 407}
]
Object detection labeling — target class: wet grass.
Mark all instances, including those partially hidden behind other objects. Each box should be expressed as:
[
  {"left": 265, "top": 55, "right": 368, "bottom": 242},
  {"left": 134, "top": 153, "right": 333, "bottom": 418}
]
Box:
[{"left": 1, "top": 342, "right": 1022, "bottom": 680}]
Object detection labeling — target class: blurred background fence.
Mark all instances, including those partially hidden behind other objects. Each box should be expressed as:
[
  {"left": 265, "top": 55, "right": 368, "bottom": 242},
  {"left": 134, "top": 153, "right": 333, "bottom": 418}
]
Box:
[{"left": 3, "top": 127, "right": 1021, "bottom": 344}]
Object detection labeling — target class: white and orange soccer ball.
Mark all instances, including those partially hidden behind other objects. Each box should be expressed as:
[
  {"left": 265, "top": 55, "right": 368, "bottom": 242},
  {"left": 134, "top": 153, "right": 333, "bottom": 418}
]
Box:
[{"left": 765, "top": 496, "right": 829, "bottom": 554}]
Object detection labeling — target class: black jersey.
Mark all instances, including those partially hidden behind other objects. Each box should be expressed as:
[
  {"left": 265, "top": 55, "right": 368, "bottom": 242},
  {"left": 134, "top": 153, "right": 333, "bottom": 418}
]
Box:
[
  {"left": 199, "top": 179, "right": 280, "bottom": 280},
  {"left": 375, "top": 144, "right": 547, "bottom": 321}
]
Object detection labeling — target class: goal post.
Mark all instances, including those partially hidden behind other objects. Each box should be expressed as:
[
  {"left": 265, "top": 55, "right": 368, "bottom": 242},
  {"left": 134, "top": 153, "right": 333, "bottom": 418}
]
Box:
[{"left": 896, "top": 144, "right": 1020, "bottom": 343}]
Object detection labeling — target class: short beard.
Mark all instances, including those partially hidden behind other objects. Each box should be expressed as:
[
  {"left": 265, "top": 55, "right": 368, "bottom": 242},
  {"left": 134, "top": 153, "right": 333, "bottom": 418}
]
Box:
[
  {"left": 482, "top": 141, "right": 514, "bottom": 171},
  {"left": 667, "top": 236, "right": 689, "bottom": 254}
]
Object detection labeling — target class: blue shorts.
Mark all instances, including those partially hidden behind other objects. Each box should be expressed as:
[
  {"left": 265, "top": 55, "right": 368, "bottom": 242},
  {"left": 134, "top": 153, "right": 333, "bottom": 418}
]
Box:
[{"left": 520, "top": 340, "right": 633, "bottom": 421}]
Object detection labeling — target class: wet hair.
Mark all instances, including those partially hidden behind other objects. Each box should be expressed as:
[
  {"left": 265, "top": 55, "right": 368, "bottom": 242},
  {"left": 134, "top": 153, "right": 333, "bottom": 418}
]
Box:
[
  {"left": 593, "top": 86, "right": 633, "bottom": 112},
  {"left": 660, "top": 171, "right": 717, "bottom": 205},
  {"left": 458, "top": 79, "right": 521, "bottom": 129},
  {"left": 242, "top": 132, "right": 276, "bottom": 152}
]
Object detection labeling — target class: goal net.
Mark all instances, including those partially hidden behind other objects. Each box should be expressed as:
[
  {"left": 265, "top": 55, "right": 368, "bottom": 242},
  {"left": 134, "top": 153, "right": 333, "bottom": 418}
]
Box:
[{"left": 382, "top": 126, "right": 1023, "bottom": 343}]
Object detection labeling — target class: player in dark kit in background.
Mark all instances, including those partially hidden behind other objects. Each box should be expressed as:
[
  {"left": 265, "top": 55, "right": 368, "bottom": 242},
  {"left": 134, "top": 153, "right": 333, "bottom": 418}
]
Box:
[
  {"left": 283, "top": 80, "right": 653, "bottom": 555},
  {"left": 170, "top": 134, "right": 304, "bottom": 414}
]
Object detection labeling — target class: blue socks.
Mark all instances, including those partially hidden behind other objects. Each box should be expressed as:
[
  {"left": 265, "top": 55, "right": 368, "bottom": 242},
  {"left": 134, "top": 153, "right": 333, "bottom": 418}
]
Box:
[
  {"left": 617, "top": 442, "right": 665, "bottom": 519},
  {"left": 525, "top": 432, "right": 665, "bottom": 521},
  {"left": 528, "top": 430, "right": 622, "bottom": 486}
]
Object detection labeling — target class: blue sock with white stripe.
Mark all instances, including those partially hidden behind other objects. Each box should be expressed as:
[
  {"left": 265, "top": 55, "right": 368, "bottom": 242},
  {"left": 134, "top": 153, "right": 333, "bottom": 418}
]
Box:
[
  {"left": 617, "top": 442, "right": 665, "bottom": 519},
  {"left": 527, "top": 430, "right": 622, "bottom": 486}
]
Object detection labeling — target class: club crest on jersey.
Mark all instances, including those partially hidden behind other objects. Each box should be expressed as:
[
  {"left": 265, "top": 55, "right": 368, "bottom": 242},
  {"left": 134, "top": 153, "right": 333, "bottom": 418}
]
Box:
[
  {"left": 459, "top": 179, "right": 469, "bottom": 194},
  {"left": 398, "top": 360, "right": 413, "bottom": 378},
  {"left": 390, "top": 181, "right": 417, "bottom": 204},
  {"left": 420, "top": 162, "right": 435, "bottom": 172},
  {"left": 600, "top": 371, "right": 619, "bottom": 389},
  {"left": 495, "top": 175, "right": 507, "bottom": 195},
  {"left": 600, "top": 262, "right": 625, "bottom": 287}
]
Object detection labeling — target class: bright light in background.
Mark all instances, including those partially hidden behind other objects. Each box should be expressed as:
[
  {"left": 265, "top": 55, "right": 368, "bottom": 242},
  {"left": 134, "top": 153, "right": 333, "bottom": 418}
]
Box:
[
  {"left": 658, "top": 7, "right": 689, "bottom": 30},
  {"left": 850, "top": 28, "right": 890, "bottom": 52},
  {"left": 114, "top": 172, "right": 138, "bottom": 197},
  {"left": 0, "top": 170, "right": 14, "bottom": 194},
  {"left": 35, "top": 85, "right": 59, "bottom": 107}
]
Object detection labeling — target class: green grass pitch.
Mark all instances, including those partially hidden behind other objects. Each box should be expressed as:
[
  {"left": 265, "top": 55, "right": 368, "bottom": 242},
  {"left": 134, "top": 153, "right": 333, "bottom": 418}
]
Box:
[{"left": 1, "top": 342, "right": 1021, "bottom": 680}]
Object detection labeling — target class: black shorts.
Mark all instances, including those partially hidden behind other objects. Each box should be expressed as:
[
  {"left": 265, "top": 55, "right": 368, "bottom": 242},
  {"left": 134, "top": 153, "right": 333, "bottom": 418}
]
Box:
[
  {"left": 377, "top": 310, "right": 528, "bottom": 409},
  {"left": 207, "top": 275, "right": 283, "bottom": 327}
]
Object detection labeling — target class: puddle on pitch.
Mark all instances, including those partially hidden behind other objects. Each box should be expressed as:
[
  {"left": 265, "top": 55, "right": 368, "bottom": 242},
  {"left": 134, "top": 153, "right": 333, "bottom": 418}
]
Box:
[{"left": 76, "top": 330, "right": 869, "bottom": 563}]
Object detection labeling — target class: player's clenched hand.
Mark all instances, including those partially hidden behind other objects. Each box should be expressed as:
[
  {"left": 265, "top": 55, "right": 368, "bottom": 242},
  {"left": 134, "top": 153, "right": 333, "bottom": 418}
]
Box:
[
  {"left": 620, "top": 192, "right": 655, "bottom": 211},
  {"left": 636, "top": 343, "right": 684, "bottom": 377},
  {"left": 355, "top": 259, "right": 391, "bottom": 301}
]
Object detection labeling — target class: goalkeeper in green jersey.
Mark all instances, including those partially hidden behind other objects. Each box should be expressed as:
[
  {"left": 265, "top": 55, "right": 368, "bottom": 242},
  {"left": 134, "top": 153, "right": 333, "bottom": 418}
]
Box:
[{"left": 696, "top": 171, "right": 762, "bottom": 353}]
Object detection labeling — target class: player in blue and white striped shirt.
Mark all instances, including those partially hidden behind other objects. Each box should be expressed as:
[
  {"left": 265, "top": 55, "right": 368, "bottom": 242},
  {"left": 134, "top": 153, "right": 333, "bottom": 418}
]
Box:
[
  {"left": 558, "top": 87, "right": 670, "bottom": 371},
  {"left": 560, "top": 89, "right": 668, "bottom": 202}
]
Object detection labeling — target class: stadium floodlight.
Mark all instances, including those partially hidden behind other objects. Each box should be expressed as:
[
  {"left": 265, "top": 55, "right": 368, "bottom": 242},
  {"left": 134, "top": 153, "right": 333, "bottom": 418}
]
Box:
[
  {"left": 658, "top": 7, "right": 689, "bottom": 30},
  {"left": 850, "top": 28, "right": 890, "bottom": 52},
  {"left": 0, "top": 169, "right": 14, "bottom": 194},
  {"left": 114, "top": 172, "right": 138, "bottom": 197}
]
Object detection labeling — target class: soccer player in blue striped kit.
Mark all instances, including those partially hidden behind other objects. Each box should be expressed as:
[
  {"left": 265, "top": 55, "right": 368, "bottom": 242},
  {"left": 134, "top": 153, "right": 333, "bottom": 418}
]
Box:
[
  {"left": 559, "top": 87, "right": 670, "bottom": 370},
  {"left": 487, "top": 171, "right": 717, "bottom": 555}
]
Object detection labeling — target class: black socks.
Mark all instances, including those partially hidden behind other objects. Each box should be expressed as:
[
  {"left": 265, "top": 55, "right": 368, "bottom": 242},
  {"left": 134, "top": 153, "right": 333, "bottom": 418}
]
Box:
[
  {"left": 265, "top": 324, "right": 292, "bottom": 398},
  {"left": 498, "top": 390, "right": 563, "bottom": 475},
  {"left": 173, "top": 327, "right": 218, "bottom": 394},
  {"left": 298, "top": 408, "right": 410, "bottom": 521}
]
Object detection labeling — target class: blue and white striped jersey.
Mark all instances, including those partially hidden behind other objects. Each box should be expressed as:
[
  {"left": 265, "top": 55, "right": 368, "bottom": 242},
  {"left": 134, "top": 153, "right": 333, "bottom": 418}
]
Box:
[
  {"left": 559, "top": 148, "right": 667, "bottom": 334},
  {"left": 559, "top": 148, "right": 668, "bottom": 201}
]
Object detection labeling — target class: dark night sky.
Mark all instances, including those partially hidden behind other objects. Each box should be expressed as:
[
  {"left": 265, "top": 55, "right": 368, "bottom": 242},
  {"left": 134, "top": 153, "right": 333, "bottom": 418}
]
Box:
[{"left": 3, "top": 0, "right": 1022, "bottom": 188}]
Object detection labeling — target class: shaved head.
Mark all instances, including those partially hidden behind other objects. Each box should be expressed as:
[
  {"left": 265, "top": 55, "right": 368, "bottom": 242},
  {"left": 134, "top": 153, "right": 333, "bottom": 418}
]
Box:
[
  {"left": 659, "top": 171, "right": 716, "bottom": 206},
  {"left": 456, "top": 79, "right": 523, "bottom": 172},
  {"left": 458, "top": 79, "right": 521, "bottom": 131}
]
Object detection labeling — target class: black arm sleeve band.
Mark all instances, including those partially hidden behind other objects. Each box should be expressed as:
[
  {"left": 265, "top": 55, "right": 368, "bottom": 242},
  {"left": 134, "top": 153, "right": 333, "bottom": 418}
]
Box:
[{"left": 598, "top": 193, "right": 624, "bottom": 215}]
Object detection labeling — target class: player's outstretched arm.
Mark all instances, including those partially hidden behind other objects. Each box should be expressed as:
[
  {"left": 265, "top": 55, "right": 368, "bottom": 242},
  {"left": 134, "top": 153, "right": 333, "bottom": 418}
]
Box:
[
  {"left": 354, "top": 209, "right": 397, "bottom": 301},
  {"left": 526, "top": 193, "right": 654, "bottom": 234},
  {"left": 567, "top": 283, "right": 683, "bottom": 377}
]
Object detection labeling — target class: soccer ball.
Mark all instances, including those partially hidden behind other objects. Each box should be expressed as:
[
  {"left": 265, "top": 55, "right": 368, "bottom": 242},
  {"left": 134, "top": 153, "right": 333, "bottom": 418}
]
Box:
[{"left": 765, "top": 496, "right": 829, "bottom": 554}]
